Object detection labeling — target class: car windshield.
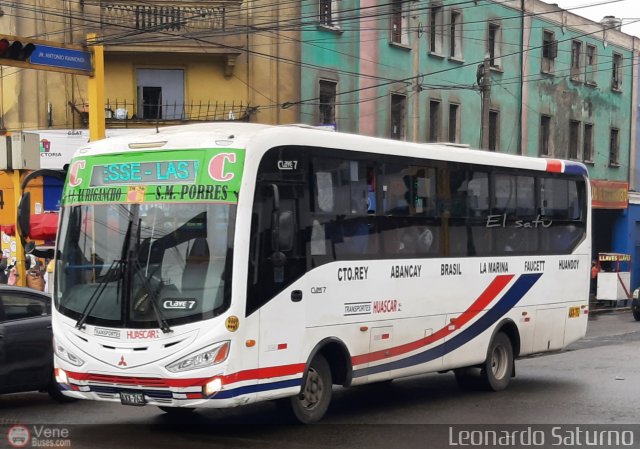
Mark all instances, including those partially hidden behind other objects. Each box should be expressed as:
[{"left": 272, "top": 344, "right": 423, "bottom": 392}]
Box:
[{"left": 55, "top": 202, "right": 235, "bottom": 328}]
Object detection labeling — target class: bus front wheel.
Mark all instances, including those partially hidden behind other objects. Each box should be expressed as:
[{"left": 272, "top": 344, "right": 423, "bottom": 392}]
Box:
[
  {"left": 283, "top": 354, "right": 332, "bottom": 424},
  {"left": 480, "top": 332, "right": 513, "bottom": 391}
]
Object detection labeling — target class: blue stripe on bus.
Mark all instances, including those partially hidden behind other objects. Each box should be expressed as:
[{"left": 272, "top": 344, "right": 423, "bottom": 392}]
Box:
[
  {"left": 563, "top": 162, "right": 588, "bottom": 176},
  {"left": 352, "top": 273, "right": 543, "bottom": 378},
  {"left": 211, "top": 378, "right": 302, "bottom": 399}
]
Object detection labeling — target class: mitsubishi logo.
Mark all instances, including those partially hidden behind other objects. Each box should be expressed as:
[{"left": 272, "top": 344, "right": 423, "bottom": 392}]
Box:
[{"left": 118, "top": 355, "right": 127, "bottom": 367}]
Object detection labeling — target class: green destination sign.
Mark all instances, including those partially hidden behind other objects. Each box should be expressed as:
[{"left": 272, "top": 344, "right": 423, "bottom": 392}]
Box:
[{"left": 62, "top": 148, "right": 245, "bottom": 206}]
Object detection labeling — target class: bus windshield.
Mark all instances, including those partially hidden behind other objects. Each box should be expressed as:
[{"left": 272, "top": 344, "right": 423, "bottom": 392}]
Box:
[{"left": 55, "top": 202, "right": 235, "bottom": 328}]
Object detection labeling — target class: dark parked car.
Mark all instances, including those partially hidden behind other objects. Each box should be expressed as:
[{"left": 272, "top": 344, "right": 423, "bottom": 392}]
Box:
[{"left": 0, "top": 285, "right": 73, "bottom": 402}]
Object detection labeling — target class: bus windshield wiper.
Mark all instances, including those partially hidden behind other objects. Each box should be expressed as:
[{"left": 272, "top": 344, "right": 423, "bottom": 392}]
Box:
[
  {"left": 75, "top": 259, "right": 124, "bottom": 330},
  {"left": 132, "top": 260, "right": 173, "bottom": 334},
  {"left": 76, "top": 208, "right": 133, "bottom": 330}
]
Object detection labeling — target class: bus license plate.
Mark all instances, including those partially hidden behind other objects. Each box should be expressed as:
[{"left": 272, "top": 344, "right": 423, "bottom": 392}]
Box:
[
  {"left": 568, "top": 307, "right": 580, "bottom": 318},
  {"left": 120, "top": 391, "right": 146, "bottom": 406}
]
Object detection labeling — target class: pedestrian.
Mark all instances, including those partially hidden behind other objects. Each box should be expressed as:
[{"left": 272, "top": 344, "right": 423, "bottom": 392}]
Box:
[
  {"left": 590, "top": 259, "right": 599, "bottom": 298},
  {"left": 7, "top": 261, "right": 18, "bottom": 286},
  {"left": 0, "top": 257, "right": 8, "bottom": 284}
]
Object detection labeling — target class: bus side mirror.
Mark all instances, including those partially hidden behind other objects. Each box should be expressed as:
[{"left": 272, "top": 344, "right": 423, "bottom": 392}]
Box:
[{"left": 17, "top": 191, "right": 31, "bottom": 238}]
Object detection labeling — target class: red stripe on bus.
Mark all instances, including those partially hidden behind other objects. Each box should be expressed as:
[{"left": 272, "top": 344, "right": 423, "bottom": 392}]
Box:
[
  {"left": 63, "top": 363, "right": 306, "bottom": 389},
  {"left": 546, "top": 160, "right": 563, "bottom": 173},
  {"left": 350, "top": 274, "right": 514, "bottom": 366}
]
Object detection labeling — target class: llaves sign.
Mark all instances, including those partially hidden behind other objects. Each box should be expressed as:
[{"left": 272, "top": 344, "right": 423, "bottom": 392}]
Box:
[{"left": 62, "top": 148, "right": 245, "bottom": 206}]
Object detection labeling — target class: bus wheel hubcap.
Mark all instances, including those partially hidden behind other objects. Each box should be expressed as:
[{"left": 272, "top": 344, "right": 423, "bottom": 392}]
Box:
[
  {"left": 301, "top": 368, "right": 322, "bottom": 409},
  {"left": 491, "top": 345, "right": 508, "bottom": 379}
]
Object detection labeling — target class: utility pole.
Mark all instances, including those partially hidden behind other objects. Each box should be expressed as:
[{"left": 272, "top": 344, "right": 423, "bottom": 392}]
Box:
[
  {"left": 478, "top": 57, "right": 491, "bottom": 150},
  {"left": 87, "top": 33, "right": 105, "bottom": 142}
]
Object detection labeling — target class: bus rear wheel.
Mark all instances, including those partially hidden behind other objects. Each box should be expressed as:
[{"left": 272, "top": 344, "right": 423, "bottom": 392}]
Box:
[
  {"left": 283, "top": 354, "right": 332, "bottom": 424},
  {"left": 480, "top": 332, "right": 513, "bottom": 391}
]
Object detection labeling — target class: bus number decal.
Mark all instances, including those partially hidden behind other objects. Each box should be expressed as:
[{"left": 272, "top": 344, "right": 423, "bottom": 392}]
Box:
[
  {"left": 277, "top": 160, "right": 298, "bottom": 170},
  {"left": 162, "top": 299, "right": 197, "bottom": 310},
  {"left": 311, "top": 287, "right": 326, "bottom": 294}
]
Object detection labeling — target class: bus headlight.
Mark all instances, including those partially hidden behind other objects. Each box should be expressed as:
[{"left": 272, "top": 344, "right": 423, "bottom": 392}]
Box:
[
  {"left": 203, "top": 377, "right": 223, "bottom": 396},
  {"left": 166, "top": 341, "right": 230, "bottom": 373},
  {"left": 54, "top": 342, "right": 85, "bottom": 367}
]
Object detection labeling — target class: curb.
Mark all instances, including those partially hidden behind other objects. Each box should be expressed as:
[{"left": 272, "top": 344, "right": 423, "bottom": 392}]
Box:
[{"left": 589, "top": 306, "right": 631, "bottom": 315}]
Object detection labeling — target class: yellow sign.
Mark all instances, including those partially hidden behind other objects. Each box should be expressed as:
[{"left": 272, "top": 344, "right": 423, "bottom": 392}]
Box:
[{"left": 568, "top": 307, "right": 580, "bottom": 318}]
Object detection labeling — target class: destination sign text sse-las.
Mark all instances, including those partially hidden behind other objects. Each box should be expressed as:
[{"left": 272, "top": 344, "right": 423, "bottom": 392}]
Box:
[{"left": 91, "top": 161, "right": 198, "bottom": 186}]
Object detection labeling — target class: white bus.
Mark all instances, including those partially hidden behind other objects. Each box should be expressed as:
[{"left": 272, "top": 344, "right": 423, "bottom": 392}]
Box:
[{"left": 20, "top": 123, "right": 590, "bottom": 423}]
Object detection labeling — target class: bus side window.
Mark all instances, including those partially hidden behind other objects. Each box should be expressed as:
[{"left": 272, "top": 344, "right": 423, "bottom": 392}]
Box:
[{"left": 312, "top": 157, "right": 373, "bottom": 260}]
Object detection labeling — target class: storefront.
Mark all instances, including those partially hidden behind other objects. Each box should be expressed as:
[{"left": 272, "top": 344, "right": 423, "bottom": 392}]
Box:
[{"left": 592, "top": 179, "right": 640, "bottom": 291}]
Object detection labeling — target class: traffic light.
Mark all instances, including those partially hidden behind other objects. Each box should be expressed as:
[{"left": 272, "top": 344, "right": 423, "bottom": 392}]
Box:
[{"left": 0, "top": 38, "right": 36, "bottom": 61}]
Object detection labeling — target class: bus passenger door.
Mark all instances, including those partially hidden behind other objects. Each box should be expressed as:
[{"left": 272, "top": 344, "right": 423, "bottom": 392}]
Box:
[{"left": 248, "top": 178, "right": 308, "bottom": 399}]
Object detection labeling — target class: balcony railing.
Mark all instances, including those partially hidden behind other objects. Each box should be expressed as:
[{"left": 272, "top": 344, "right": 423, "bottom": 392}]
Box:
[
  {"left": 101, "top": 3, "right": 226, "bottom": 32},
  {"left": 82, "top": 1, "right": 245, "bottom": 52},
  {"left": 68, "top": 99, "right": 255, "bottom": 127}
]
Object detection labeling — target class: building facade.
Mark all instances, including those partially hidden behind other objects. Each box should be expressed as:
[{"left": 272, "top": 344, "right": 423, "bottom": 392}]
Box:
[{"left": 3, "top": 0, "right": 640, "bottom": 289}]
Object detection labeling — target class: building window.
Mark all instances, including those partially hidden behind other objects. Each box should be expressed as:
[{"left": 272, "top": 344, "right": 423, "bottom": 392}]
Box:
[
  {"left": 429, "top": 100, "right": 441, "bottom": 142},
  {"left": 136, "top": 68, "right": 185, "bottom": 120},
  {"left": 448, "top": 103, "right": 459, "bottom": 142},
  {"left": 488, "top": 110, "right": 499, "bottom": 151},
  {"left": 571, "top": 40, "right": 582, "bottom": 80},
  {"left": 449, "top": 10, "right": 462, "bottom": 59},
  {"left": 586, "top": 44, "right": 597, "bottom": 84},
  {"left": 569, "top": 120, "right": 580, "bottom": 160},
  {"left": 609, "top": 127, "right": 619, "bottom": 165},
  {"left": 540, "top": 115, "right": 551, "bottom": 156},
  {"left": 319, "top": 80, "right": 337, "bottom": 125},
  {"left": 583, "top": 123, "right": 594, "bottom": 162},
  {"left": 488, "top": 23, "right": 501, "bottom": 68},
  {"left": 541, "top": 30, "right": 557, "bottom": 73},
  {"left": 612, "top": 53, "right": 623, "bottom": 90},
  {"left": 429, "top": 4, "right": 444, "bottom": 54},
  {"left": 319, "top": 0, "right": 340, "bottom": 27},
  {"left": 391, "top": 0, "right": 409, "bottom": 45},
  {"left": 390, "top": 94, "right": 406, "bottom": 140}
]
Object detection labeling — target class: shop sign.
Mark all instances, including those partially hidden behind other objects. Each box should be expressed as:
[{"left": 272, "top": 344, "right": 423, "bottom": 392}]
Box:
[{"left": 591, "top": 180, "right": 628, "bottom": 209}]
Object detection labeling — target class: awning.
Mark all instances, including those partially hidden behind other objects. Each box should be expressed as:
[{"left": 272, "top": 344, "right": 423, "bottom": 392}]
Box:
[
  {"left": 1, "top": 224, "right": 15, "bottom": 236},
  {"left": 30, "top": 213, "right": 59, "bottom": 240}
]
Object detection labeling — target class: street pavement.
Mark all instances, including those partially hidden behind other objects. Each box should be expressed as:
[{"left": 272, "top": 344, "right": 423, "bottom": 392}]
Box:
[{"left": 1, "top": 310, "right": 639, "bottom": 448}]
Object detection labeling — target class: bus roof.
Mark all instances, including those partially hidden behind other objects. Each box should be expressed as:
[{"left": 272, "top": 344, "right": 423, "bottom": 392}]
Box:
[{"left": 74, "top": 122, "right": 588, "bottom": 177}]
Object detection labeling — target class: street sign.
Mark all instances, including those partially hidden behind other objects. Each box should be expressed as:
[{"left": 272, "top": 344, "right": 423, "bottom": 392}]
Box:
[{"left": 29, "top": 44, "right": 92, "bottom": 73}]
